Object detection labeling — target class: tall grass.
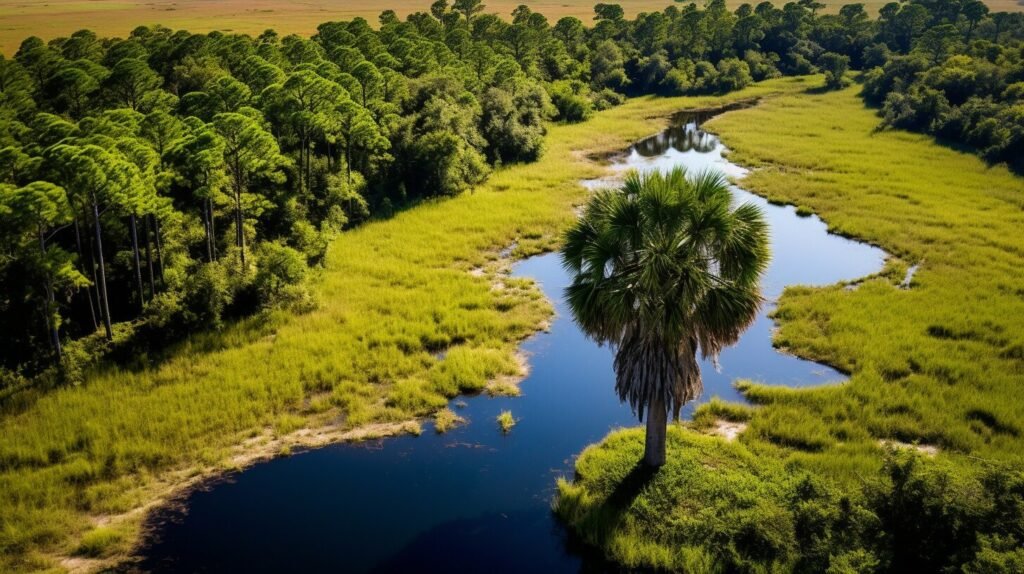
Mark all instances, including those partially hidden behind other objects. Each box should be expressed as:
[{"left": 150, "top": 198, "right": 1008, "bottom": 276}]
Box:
[
  {"left": 556, "top": 82, "right": 1024, "bottom": 569},
  {"left": 0, "top": 75, "right": 809, "bottom": 571}
]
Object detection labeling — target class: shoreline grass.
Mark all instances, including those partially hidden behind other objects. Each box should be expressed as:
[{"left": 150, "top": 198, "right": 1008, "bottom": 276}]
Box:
[
  {"left": 555, "top": 83, "right": 1024, "bottom": 570},
  {"left": 0, "top": 75, "right": 809, "bottom": 572}
]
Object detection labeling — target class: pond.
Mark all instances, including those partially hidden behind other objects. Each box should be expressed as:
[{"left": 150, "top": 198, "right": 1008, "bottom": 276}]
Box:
[{"left": 134, "top": 109, "right": 886, "bottom": 573}]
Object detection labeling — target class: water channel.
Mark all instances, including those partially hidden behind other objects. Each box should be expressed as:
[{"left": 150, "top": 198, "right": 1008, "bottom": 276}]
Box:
[{"left": 136, "top": 109, "right": 886, "bottom": 573}]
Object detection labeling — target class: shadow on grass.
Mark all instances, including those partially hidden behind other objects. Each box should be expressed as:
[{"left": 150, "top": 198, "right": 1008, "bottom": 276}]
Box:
[{"left": 605, "top": 461, "right": 659, "bottom": 512}]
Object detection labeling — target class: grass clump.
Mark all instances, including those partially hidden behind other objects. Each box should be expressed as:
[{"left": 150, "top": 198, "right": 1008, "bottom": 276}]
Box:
[
  {"left": 486, "top": 381, "right": 522, "bottom": 397},
  {"left": 433, "top": 408, "right": 465, "bottom": 434},
  {"left": 692, "top": 396, "right": 755, "bottom": 429},
  {"left": 557, "top": 427, "right": 1024, "bottom": 572},
  {"left": 74, "top": 527, "right": 123, "bottom": 558},
  {"left": 497, "top": 411, "right": 517, "bottom": 434},
  {"left": 402, "top": 421, "right": 423, "bottom": 436}
]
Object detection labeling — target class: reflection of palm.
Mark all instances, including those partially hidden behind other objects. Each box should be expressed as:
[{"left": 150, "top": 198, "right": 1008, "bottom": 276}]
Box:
[{"left": 632, "top": 123, "right": 716, "bottom": 157}]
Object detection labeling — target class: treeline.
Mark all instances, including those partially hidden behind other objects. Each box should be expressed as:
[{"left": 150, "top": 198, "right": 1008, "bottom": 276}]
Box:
[
  {"left": 863, "top": 3, "right": 1024, "bottom": 168},
  {"left": 1, "top": 0, "right": 1022, "bottom": 382}
]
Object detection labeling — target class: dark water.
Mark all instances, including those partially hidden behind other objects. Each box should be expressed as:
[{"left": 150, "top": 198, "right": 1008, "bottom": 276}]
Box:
[{"left": 135, "top": 115, "right": 886, "bottom": 573}]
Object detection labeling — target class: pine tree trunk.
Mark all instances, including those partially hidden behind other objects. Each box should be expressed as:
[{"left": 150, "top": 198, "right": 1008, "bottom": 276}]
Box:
[
  {"left": 73, "top": 218, "right": 98, "bottom": 331},
  {"left": 143, "top": 214, "right": 156, "bottom": 296},
  {"left": 203, "top": 200, "right": 214, "bottom": 263},
  {"left": 86, "top": 216, "right": 104, "bottom": 332},
  {"left": 297, "top": 142, "right": 303, "bottom": 196},
  {"left": 306, "top": 142, "right": 312, "bottom": 195},
  {"left": 92, "top": 196, "right": 113, "bottom": 340},
  {"left": 643, "top": 395, "right": 667, "bottom": 467},
  {"left": 235, "top": 187, "right": 246, "bottom": 270},
  {"left": 153, "top": 214, "right": 166, "bottom": 284},
  {"left": 39, "top": 228, "right": 62, "bottom": 362},
  {"left": 129, "top": 213, "right": 145, "bottom": 312},
  {"left": 346, "top": 143, "right": 353, "bottom": 184},
  {"left": 207, "top": 197, "right": 217, "bottom": 261}
]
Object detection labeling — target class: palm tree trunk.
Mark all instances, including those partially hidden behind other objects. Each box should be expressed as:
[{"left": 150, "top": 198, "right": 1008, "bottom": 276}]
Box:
[
  {"left": 92, "top": 196, "right": 113, "bottom": 340},
  {"left": 129, "top": 212, "right": 145, "bottom": 311},
  {"left": 643, "top": 396, "right": 667, "bottom": 467}
]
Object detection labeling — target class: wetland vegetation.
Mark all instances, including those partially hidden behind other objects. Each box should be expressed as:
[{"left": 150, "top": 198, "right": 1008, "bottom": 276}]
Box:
[{"left": 0, "top": 0, "right": 1023, "bottom": 571}]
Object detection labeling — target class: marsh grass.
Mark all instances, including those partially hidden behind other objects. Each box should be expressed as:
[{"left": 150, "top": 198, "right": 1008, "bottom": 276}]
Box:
[
  {"left": 0, "top": 77, "right": 806, "bottom": 571},
  {"left": 496, "top": 410, "right": 517, "bottom": 434},
  {"left": 557, "top": 83, "right": 1024, "bottom": 569}
]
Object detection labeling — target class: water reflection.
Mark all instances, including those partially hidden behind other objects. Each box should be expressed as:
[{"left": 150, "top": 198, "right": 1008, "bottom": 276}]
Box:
[{"left": 634, "top": 120, "right": 717, "bottom": 156}]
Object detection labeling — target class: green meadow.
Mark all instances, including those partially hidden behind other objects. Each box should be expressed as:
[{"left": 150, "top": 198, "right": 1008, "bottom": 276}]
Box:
[
  {"left": 0, "top": 76, "right": 806, "bottom": 572},
  {"left": 555, "top": 83, "right": 1024, "bottom": 569}
]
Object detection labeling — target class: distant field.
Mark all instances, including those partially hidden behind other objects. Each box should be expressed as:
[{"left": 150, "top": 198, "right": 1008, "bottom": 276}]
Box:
[{"left": 2, "top": 0, "right": 1022, "bottom": 54}]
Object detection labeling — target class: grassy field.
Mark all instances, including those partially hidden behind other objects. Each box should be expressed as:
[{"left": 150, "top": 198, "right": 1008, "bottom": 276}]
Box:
[
  {"left": 555, "top": 83, "right": 1024, "bottom": 569},
  {"left": 0, "top": 74, "right": 808, "bottom": 572},
  {"left": 3, "top": 0, "right": 1024, "bottom": 55}
]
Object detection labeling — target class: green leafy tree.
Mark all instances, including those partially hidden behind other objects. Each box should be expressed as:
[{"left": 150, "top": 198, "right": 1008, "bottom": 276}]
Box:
[
  {"left": 212, "top": 111, "right": 288, "bottom": 270},
  {"left": 1, "top": 181, "right": 88, "bottom": 361},
  {"left": 168, "top": 119, "right": 228, "bottom": 263},
  {"left": 820, "top": 52, "right": 850, "bottom": 90},
  {"left": 561, "top": 168, "right": 769, "bottom": 466},
  {"left": 452, "top": 0, "right": 485, "bottom": 27},
  {"left": 104, "top": 58, "right": 161, "bottom": 110}
]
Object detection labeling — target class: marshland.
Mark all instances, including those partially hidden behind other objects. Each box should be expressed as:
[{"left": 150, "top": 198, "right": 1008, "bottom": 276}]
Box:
[{"left": 1, "top": 1, "right": 1023, "bottom": 572}]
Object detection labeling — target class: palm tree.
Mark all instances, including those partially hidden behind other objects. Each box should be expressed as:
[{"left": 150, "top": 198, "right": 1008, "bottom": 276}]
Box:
[{"left": 561, "top": 167, "right": 769, "bottom": 467}]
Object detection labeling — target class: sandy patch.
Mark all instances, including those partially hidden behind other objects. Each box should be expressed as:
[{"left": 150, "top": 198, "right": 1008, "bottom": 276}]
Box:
[
  {"left": 879, "top": 439, "right": 939, "bottom": 456},
  {"left": 707, "top": 419, "right": 748, "bottom": 442}
]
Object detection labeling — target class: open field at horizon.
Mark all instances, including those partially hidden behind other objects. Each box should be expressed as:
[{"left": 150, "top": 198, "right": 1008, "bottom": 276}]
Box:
[{"left": 2, "top": 0, "right": 1023, "bottom": 54}]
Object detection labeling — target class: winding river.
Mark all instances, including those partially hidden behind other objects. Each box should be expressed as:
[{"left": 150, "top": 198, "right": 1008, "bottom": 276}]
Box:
[{"left": 135, "top": 110, "right": 886, "bottom": 573}]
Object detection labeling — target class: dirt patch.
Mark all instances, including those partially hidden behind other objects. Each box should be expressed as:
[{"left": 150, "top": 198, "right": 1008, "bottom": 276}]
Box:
[
  {"left": 707, "top": 419, "right": 748, "bottom": 442},
  {"left": 879, "top": 439, "right": 939, "bottom": 457}
]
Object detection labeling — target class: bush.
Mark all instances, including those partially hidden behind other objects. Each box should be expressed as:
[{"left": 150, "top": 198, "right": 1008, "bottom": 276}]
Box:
[
  {"left": 820, "top": 52, "right": 850, "bottom": 90},
  {"left": 715, "top": 58, "right": 753, "bottom": 93},
  {"left": 182, "top": 261, "right": 230, "bottom": 330},
  {"left": 254, "top": 241, "right": 307, "bottom": 307},
  {"left": 549, "top": 80, "right": 594, "bottom": 123}
]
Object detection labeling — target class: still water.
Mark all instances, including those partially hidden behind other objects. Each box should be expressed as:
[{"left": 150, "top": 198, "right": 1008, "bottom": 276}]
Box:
[{"left": 135, "top": 111, "right": 886, "bottom": 573}]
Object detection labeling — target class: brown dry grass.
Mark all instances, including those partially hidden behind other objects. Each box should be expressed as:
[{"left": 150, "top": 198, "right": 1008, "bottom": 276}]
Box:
[{"left": 3, "top": 0, "right": 1022, "bottom": 55}]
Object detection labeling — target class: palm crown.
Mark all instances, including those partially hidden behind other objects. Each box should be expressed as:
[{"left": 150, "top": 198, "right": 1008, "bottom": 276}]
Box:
[{"left": 561, "top": 166, "right": 769, "bottom": 464}]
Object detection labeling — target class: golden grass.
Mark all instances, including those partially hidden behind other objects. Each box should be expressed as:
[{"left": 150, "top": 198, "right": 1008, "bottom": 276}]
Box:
[{"left": 0, "top": 73, "right": 809, "bottom": 573}]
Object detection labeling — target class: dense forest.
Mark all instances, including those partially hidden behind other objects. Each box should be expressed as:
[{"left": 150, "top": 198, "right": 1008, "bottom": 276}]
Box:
[{"left": 1, "top": 0, "right": 1022, "bottom": 387}]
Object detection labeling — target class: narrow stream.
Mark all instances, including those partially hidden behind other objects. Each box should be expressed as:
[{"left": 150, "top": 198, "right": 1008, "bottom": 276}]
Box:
[{"left": 135, "top": 110, "right": 886, "bottom": 573}]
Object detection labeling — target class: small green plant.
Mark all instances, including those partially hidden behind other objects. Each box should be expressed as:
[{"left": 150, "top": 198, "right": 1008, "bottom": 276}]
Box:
[{"left": 497, "top": 410, "right": 517, "bottom": 434}]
